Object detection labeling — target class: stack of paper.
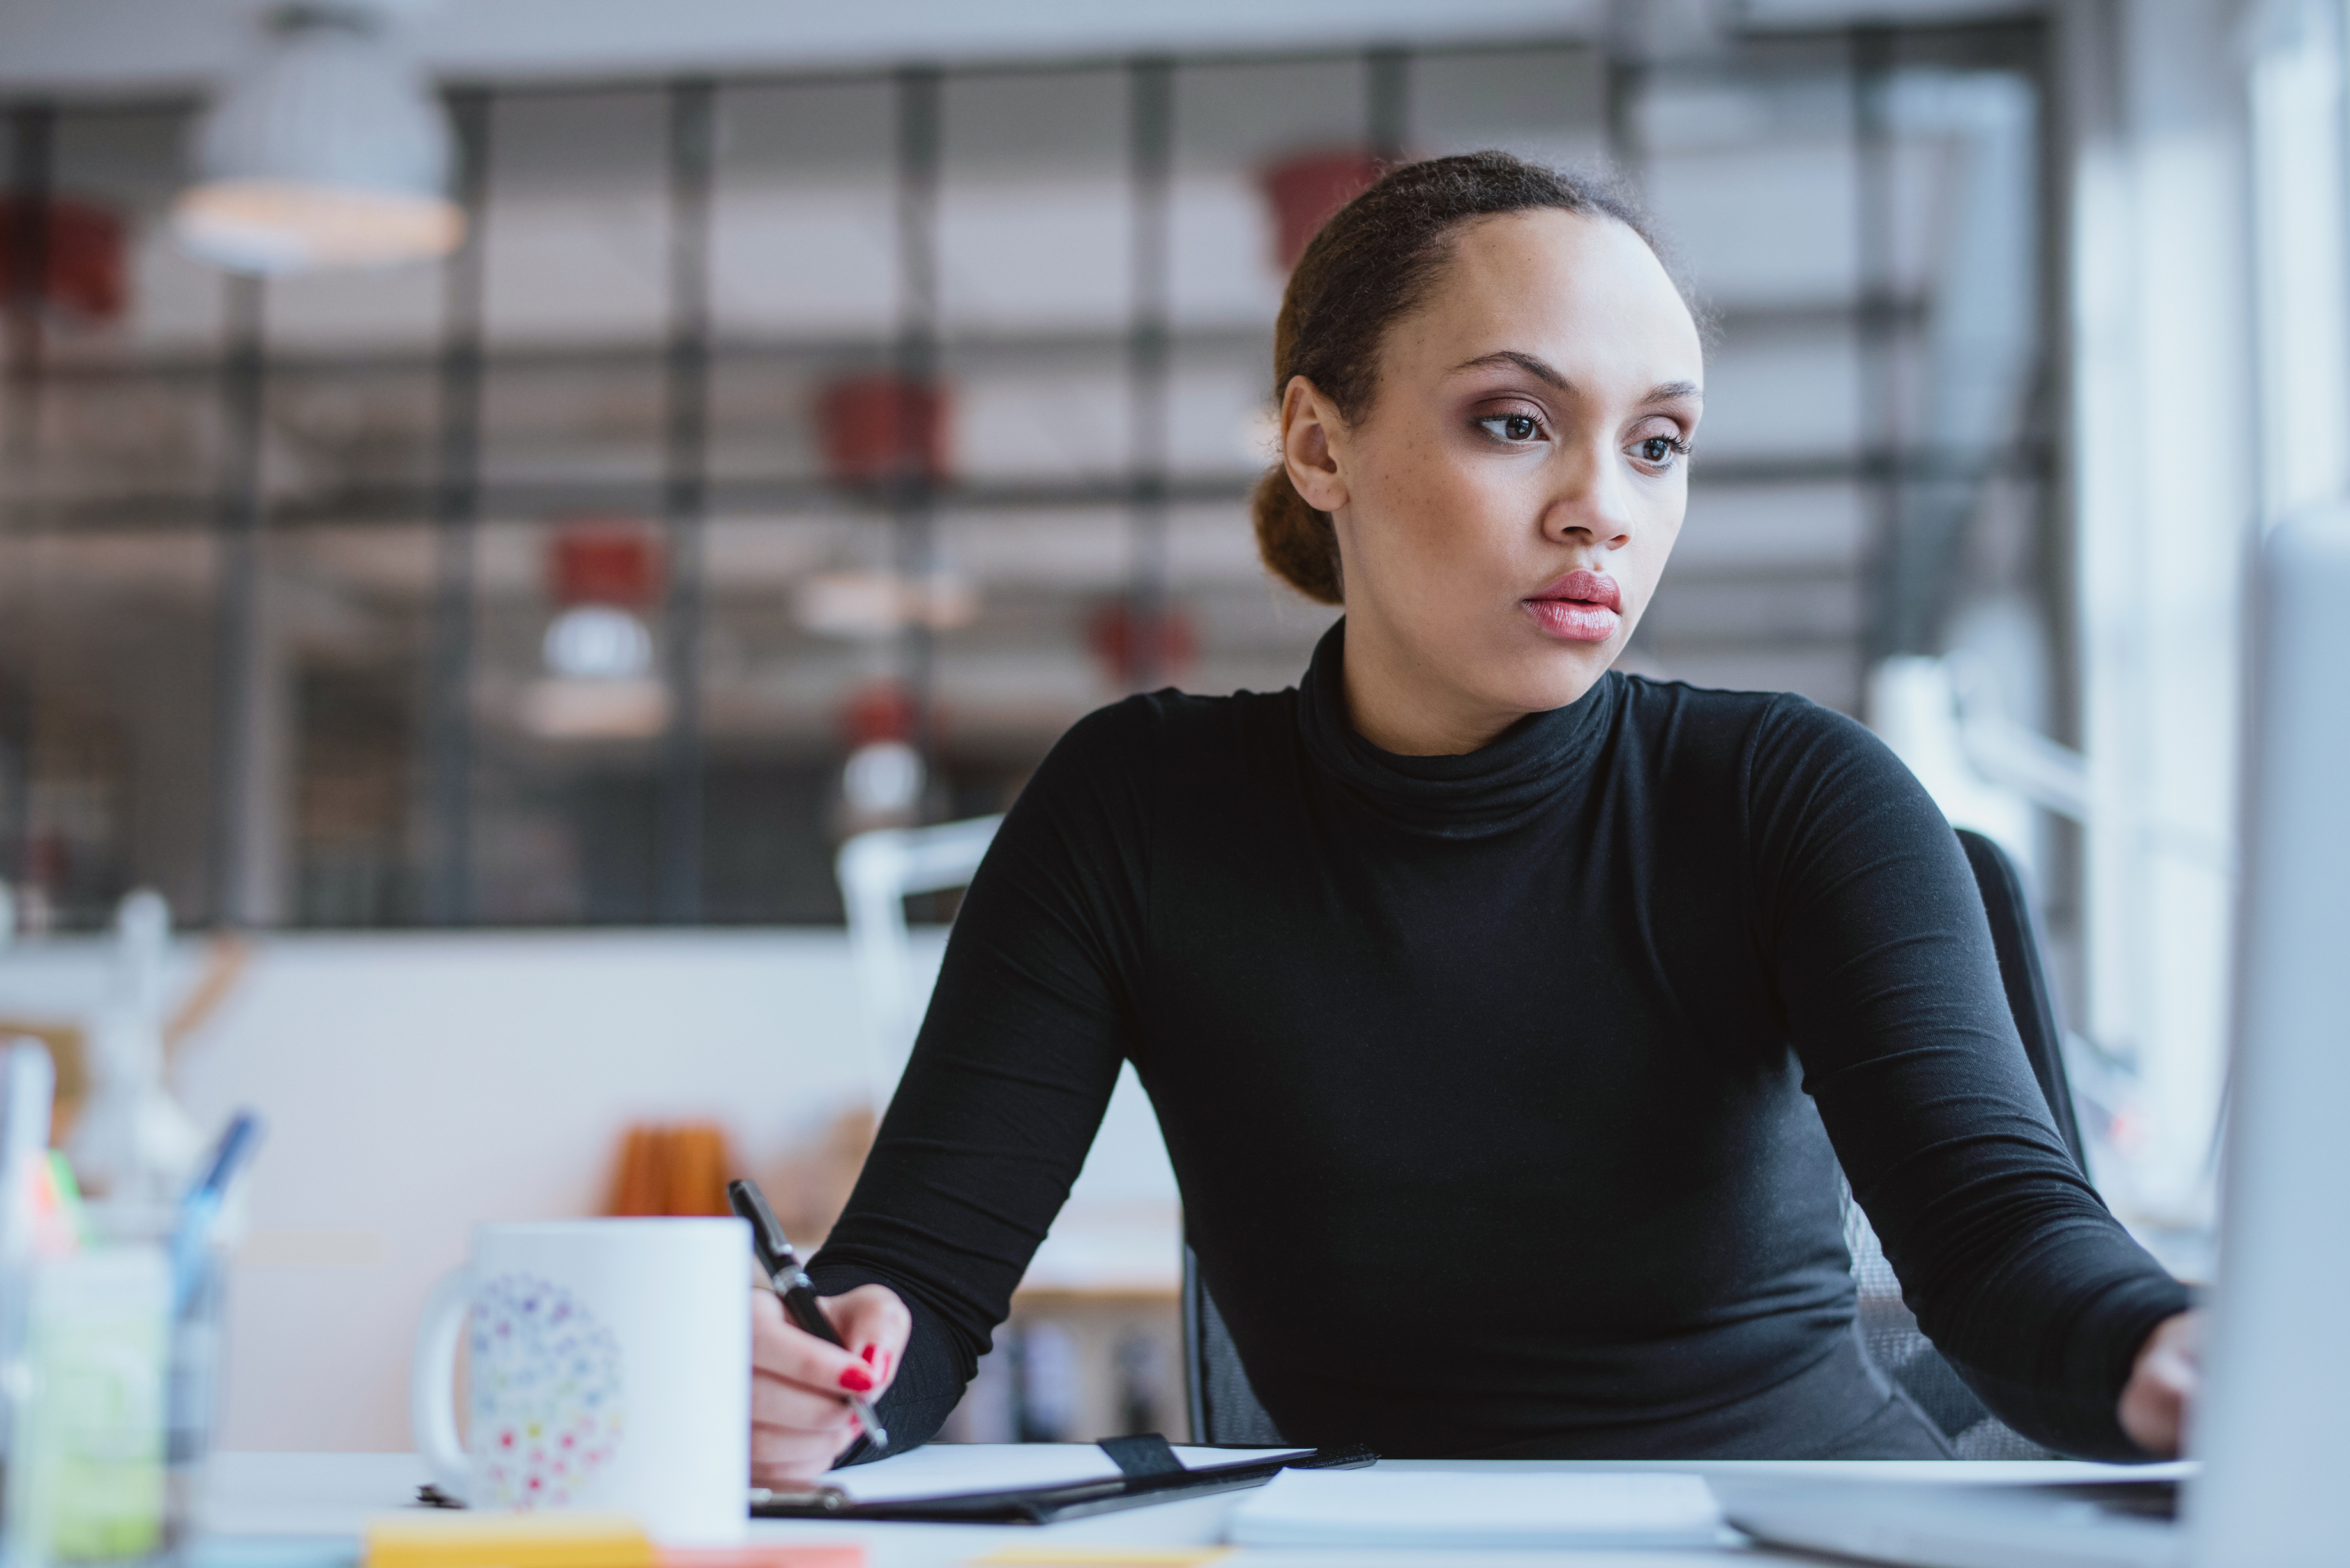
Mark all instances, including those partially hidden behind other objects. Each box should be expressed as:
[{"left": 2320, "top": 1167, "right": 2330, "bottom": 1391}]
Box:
[{"left": 1227, "top": 1468, "right": 1725, "bottom": 1550}]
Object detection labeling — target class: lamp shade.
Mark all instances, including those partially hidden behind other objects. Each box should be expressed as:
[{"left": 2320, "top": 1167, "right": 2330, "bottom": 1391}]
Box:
[{"left": 173, "top": 7, "right": 462, "bottom": 273}]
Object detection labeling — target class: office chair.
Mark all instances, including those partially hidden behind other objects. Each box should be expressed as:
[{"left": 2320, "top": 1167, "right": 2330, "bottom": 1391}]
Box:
[{"left": 1181, "top": 826, "right": 2091, "bottom": 1454}]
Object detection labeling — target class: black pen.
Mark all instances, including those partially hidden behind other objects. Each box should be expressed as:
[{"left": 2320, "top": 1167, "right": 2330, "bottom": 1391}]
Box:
[{"left": 726, "top": 1177, "right": 888, "bottom": 1454}]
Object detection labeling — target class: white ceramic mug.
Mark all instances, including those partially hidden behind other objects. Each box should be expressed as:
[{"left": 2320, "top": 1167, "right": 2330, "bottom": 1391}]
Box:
[{"left": 411, "top": 1219, "right": 749, "bottom": 1544}]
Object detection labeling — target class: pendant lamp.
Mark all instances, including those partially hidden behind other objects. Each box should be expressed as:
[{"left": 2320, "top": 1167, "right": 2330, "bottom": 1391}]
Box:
[{"left": 173, "top": 3, "right": 463, "bottom": 274}]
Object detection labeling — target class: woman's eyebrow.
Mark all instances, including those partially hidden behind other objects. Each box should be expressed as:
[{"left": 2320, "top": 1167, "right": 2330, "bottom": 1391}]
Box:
[
  {"left": 1451, "top": 349, "right": 1567, "bottom": 387},
  {"left": 1449, "top": 354, "right": 1704, "bottom": 407}
]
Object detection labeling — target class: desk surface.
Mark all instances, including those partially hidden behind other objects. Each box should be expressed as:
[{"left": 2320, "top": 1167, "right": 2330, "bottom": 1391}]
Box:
[{"left": 201, "top": 1449, "right": 2179, "bottom": 1568}]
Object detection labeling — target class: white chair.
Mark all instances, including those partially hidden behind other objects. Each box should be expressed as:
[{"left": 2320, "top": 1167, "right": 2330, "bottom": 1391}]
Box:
[
  {"left": 836, "top": 813, "right": 1186, "bottom": 1325},
  {"left": 835, "top": 815, "right": 1004, "bottom": 1111}
]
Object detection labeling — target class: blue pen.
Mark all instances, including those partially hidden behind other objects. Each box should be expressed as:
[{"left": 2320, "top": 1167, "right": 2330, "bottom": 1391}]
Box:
[{"left": 171, "top": 1111, "right": 263, "bottom": 1315}]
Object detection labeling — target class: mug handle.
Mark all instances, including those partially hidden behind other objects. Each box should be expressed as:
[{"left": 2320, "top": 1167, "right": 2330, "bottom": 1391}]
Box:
[{"left": 409, "top": 1267, "right": 471, "bottom": 1502}]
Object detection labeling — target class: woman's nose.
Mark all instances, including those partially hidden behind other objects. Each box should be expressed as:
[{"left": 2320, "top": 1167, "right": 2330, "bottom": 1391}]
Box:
[{"left": 1539, "top": 439, "right": 1637, "bottom": 549}]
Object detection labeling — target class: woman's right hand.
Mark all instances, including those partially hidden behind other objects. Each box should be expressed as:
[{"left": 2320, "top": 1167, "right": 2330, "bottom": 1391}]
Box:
[{"left": 750, "top": 1283, "right": 911, "bottom": 1487}]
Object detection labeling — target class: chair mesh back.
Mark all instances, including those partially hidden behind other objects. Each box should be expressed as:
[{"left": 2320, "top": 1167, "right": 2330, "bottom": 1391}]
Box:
[
  {"left": 1183, "top": 1249, "right": 1285, "bottom": 1444},
  {"left": 1841, "top": 1180, "right": 2053, "bottom": 1458}
]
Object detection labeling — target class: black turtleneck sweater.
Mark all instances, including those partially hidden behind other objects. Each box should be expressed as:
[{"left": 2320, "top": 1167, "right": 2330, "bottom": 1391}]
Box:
[{"left": 810, "top": 623, "right": 2188, "bottom": 1461}]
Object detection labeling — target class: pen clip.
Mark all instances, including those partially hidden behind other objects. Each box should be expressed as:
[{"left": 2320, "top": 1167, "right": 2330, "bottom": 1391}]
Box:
[{"left": 725, "top": 1178, "right": 801, "bottom": 1276}]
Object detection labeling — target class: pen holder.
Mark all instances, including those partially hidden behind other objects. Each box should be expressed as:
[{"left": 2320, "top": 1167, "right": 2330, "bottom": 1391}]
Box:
[{"left": 1, "top": 1203, "right": 232, "bottom": 1567}]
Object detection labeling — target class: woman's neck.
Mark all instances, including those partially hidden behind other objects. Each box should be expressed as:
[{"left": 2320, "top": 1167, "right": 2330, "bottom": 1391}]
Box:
[{"left": 1339, "top": 620, "right": 1531, "bottom": 757}]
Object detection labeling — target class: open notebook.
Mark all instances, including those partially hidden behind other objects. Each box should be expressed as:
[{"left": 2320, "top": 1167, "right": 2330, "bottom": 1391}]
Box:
[{"left": 824, "top": 1443, "right": 1308, "bottom": 1503}]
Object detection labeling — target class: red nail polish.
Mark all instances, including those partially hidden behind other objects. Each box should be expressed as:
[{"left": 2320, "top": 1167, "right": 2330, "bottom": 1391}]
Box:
[
  {"left": 860, "top": 1344, "right": 878, "bottom": 1366},
  {"left": 838, "top": 1365, "right": 875, "bottom": 1393}
]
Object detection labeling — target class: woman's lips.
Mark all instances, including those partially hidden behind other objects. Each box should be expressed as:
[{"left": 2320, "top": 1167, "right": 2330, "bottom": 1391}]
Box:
[{"left": 1523, "top": 569, "right": 1622, "bottom": 643}]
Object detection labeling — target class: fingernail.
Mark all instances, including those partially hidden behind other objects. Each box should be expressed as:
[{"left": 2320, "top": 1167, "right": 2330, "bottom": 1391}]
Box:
[
  {"left": 860, "top": 1344, "right": 878, "bottom": 1366},
  {"left": 838, "top": 1366, "right": 875, "bottom": 1393}
]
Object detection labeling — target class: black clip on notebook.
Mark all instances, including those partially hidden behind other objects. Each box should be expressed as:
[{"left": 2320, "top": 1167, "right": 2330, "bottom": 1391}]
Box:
[{"left": 748, "top": 1436, "right": 1376, "bottom": 1525}]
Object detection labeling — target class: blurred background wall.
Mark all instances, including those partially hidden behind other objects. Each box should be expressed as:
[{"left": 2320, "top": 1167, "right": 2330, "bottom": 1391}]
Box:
[{"left": 0, "top": 0, "right": 2339, "bottom": 1451}]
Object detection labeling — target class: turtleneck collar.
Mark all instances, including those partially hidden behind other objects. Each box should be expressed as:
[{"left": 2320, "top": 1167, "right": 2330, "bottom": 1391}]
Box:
[{"left": 1294, "top": 617, "right": 1619, "bottom": 839}]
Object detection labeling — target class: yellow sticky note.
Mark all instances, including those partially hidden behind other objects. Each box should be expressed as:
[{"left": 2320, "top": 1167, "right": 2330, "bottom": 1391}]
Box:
[{"left": 366, "top": 1512, "right": 655, "bottom": 1568}]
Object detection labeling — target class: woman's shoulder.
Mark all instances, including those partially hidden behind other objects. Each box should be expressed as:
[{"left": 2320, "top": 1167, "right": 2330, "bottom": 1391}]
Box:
[
  {"left": 1024, "top": 684, "right": 1300, "bottom": 814},
  {"left": 1609, "top": 672, "right": 1904, "bottom": 794},
  {"left": 1610, "top": 670, "right": 1853, "bottom": 743},
  {"left": 1609, "top": 672, "right": 1937, "bottom": 871},
  {"left": 1049, "top": 683, "right": 1295, "bottom": 760}
]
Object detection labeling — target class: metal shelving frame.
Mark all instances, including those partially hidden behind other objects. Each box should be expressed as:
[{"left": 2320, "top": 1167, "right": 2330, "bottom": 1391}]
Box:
[{"left": 0, "top": 18, "right": 2059, "bottom": 930}]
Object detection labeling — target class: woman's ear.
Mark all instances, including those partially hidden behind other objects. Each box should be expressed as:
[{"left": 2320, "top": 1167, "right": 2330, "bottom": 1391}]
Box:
[{"left": 1280, "top": 375, "right": 1349, "bottom": 515}]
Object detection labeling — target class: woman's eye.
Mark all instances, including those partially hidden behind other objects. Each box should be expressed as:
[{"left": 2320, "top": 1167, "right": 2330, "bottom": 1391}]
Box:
[
  {"left": 1475, "top": 413, "right": 1542, "bottom": 443},
  {"left": 1635, "top": 435, "right": 1687, "bottom": 467}
]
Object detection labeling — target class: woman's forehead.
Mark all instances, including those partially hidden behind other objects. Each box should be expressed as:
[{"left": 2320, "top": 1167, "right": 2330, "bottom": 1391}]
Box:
[{"left": 1402, "top": 209, "right": 1701, "bottom": 374}]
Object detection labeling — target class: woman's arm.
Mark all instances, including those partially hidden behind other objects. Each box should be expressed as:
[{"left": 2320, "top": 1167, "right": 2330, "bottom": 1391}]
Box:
[
  {"left": 1747, "top": 699, "right": 2192, "bottom": 1459},
  {"left": 801, "top": 701, "right": 1160, "bottom": 1463}
]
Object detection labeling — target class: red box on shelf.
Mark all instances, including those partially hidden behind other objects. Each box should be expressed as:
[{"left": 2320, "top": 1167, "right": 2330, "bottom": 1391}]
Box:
[
  {"left": 1259, "top": 149, "right": 1386, "bottom": 271},
  {"left": 817, "top": 375, "right": 952, "bottom": 486},
  {"left": 0, "top": 196, "right": 128, "bottom": 322},
  {"left": 550, "top": 526, "right": 661, "bottom": 608}
]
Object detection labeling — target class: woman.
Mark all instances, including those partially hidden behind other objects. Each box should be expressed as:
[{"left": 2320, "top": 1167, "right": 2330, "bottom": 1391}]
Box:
[{"left": 750, "top": 152, "right": 2198, "bottom": 1478}]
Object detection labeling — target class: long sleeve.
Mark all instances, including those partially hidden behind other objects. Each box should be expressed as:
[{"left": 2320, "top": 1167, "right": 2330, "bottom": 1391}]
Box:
[
  {"left": 807, "top": 702, "right": 1156, "bottom": 1457},
  {"left": 1747, "top": 698, "right": 2190, "bottom": 1459}
]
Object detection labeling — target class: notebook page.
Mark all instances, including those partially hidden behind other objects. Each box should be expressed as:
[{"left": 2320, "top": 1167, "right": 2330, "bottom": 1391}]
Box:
[{"left": 1228, "top": 1468, "right": 1725, "bottom": 1549}]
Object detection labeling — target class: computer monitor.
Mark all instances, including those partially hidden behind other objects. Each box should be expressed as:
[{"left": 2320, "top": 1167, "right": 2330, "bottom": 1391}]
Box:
[{"left": 2190, "top": 505, "right": 2350, "bottom": 1566}]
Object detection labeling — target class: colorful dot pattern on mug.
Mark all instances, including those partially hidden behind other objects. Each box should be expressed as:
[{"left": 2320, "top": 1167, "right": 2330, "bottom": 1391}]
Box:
[{"left": 469, "top": 1274, "right": 626, "bottom": 1507}]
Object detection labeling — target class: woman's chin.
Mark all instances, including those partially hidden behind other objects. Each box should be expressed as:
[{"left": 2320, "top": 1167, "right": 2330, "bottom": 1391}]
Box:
[{"left": 1493, "top": 640, "right": 1618, "bottom": 713}]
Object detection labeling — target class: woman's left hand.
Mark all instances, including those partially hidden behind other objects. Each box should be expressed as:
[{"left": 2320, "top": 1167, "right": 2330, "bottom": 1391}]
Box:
[{"left": 2117, "top": 1309, "right": 2202, "bottom": 1456}]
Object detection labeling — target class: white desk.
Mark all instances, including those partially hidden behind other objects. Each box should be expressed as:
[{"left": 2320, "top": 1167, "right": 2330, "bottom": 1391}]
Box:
[{"left": 199, "top": 1450, "right": 2176, "bottom": 1568}]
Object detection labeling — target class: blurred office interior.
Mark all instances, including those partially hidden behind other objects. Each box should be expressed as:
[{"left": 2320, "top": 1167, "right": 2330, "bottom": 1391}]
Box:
[{"left": 0, "top": 0, "right": 2335, "bottom": 1452}]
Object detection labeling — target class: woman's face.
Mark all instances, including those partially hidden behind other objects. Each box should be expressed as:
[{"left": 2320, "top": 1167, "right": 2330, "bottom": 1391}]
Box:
[{"left": 1283, "top": 208, "right": 1703, "bottom": 750}]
